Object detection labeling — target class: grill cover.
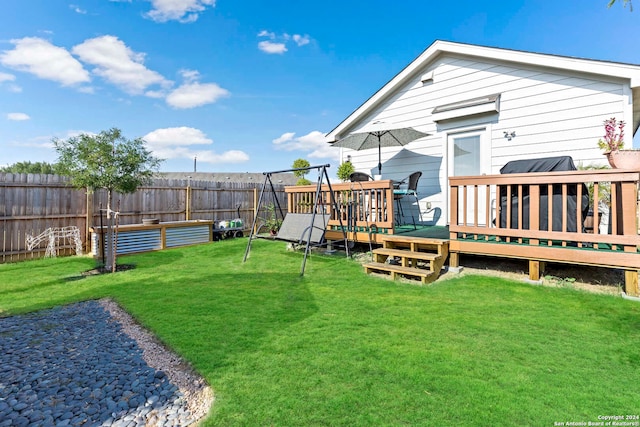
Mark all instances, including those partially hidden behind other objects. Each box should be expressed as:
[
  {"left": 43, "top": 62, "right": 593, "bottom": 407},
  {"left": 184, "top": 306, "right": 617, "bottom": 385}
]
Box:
[{"left": 498, "top": 156, "right": 589, "bottom": 232}]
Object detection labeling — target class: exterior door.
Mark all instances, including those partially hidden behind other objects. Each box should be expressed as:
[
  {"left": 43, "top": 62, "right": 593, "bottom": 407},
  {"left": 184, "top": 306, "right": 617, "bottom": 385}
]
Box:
[{"left": 447, "top": 129, "right": 489, "bottom": 226}]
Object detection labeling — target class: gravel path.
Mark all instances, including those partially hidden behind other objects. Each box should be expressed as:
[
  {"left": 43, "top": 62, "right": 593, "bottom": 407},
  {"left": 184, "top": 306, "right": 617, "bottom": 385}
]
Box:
[{"left": 0, "top": 299, "right": 213, "bottom": 427}]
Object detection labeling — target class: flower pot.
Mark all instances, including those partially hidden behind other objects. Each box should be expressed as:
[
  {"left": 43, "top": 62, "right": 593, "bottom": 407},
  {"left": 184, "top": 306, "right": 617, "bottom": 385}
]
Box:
[{"left": 605, "top": 150, "right": 640, "bottom": 170}]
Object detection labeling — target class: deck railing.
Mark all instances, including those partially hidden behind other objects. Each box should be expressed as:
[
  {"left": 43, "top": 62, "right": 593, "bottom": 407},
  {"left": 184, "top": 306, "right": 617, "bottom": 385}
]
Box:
[
  {"left": 285, "top": 180, "right": 396, "bottom": 241},
  {"left": 449, "top": 169, "right": 640, "bottom": 280}
]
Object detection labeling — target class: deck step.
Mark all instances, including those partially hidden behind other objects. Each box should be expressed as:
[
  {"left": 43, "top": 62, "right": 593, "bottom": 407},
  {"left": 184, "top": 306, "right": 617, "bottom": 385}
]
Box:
[
  {"left": 363, "top": 236, "right": 449, "bottom": 285},
  {"left": 363, "top": 262, "right": 439, "bottom": 284},
  {"left": 382, "top": 235, "right": 448, "bottom": 245},
  {"left": 382, "top": 236, "right": 449, "bottom": 256},
  {"left": 373, "top": 247, "right": 439, "bottom": 262}
]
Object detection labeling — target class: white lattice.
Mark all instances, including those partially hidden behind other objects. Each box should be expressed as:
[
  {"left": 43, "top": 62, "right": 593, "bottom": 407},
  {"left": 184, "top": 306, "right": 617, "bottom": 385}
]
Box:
[{"left": 26, "top": 226, "right": 83, "bottom": 258}]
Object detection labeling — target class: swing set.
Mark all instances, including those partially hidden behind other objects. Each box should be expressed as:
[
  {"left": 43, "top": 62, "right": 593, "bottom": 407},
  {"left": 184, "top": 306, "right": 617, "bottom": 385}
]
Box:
[{"left": 243, "top": 164, "right": 350, "bottom": 275}]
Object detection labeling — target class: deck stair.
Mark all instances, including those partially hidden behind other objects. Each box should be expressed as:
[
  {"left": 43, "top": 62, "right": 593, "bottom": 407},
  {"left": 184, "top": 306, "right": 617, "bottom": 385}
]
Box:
[{"left": 363, "top": 236, "right": 449, "bottom": 284}]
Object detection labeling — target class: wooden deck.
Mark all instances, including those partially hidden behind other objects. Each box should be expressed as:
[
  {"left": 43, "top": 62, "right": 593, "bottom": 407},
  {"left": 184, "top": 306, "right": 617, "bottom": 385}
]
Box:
[
  {"left": 286, "top": 180, "right": 397, "bottom": 245},
  {"left": 284, "top": 170, "right": 640, "bottom": 296},
  {"left": 449, "top": 169, "right": 640, "bottom": 297}
]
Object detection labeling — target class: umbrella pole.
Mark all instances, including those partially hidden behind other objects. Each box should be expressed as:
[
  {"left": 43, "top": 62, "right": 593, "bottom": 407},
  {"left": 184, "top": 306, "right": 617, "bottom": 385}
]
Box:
[{"left": 377, "top": 134, "right": 382, "bottom": 176}]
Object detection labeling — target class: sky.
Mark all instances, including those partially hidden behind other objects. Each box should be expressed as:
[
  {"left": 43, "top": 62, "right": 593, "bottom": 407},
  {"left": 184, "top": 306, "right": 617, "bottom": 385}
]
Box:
[{"left": 1, "top": 0, "right": 639, "bottom": 175}]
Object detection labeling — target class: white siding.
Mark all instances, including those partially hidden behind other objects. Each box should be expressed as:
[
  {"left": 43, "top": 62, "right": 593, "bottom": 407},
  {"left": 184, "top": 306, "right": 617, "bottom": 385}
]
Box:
[{"left": 341, "top": 54, "right": 631, "bottom": 226}]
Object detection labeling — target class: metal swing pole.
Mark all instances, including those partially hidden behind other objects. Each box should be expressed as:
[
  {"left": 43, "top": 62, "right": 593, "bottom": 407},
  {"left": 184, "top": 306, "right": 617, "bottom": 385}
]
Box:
[
  {"left": 300, "top": 165, "right": 326, "bottom": 276},
  {"left": 321, "top": 166, "right": 350, "bottom": 257},
  {"left": 243, "top": 173, "right": 270, "bottom": 262}
]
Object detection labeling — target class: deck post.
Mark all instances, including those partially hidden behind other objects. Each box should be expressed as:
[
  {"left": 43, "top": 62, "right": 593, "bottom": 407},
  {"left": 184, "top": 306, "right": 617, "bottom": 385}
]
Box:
[
  {"left": 529, "top": 260, "right": 543, "bottom": 282},
  {"left": 625, "top": 270, "right": 639, "bottom": 297},
  {"left": 449, "top": 252, "right": 459, "bottom": 268}
]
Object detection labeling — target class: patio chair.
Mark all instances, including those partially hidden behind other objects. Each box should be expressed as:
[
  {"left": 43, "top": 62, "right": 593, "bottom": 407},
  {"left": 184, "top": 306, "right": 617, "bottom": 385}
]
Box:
[
  {"left": 393, "top": 171, "right": 422, "bottom": 228},
  {"left": 349, "top": 172, "right": 373, "bottom": 182}
]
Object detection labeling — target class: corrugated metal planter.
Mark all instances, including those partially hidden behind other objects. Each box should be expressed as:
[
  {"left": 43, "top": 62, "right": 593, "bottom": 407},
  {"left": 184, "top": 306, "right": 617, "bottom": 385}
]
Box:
[{"left": 91, "top": 220, "right": 213, "bottom": 257}]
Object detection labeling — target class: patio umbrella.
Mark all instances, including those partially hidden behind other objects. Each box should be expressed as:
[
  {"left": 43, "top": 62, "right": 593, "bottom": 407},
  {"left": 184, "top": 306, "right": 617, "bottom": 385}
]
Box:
[{"left": 331, "top": 121, "right": 429, "bottom": 176}]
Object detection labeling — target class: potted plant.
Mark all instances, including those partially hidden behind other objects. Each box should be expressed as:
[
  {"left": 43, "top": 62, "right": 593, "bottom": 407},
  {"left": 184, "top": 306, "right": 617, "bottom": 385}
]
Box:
[
  {"left": 261, "top": 203, "right": 283, "bottom": 235},
  {"left": 598, "top": 117, "right": 640, "bottom": 169}
]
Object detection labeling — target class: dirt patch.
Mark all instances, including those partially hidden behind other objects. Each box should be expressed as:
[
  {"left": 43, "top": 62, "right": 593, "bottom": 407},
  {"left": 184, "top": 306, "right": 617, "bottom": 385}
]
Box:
[
  {"left": 82, "top": 264, "right": 136, "bottom": 276},
  {"left": 439, "top": 254, "right": 624, "bottom": 296}
]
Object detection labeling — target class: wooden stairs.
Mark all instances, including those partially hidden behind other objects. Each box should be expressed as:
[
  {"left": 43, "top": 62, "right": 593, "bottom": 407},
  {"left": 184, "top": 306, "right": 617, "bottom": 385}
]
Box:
[{"left": 363, "top": 236, "right": 449, "bottom": 284}]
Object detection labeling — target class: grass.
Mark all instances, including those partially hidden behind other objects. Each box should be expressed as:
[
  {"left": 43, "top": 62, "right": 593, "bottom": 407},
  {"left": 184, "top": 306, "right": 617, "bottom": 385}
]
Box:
[{"left": 1, "top": 238, "right": 640, "bottom": 426}]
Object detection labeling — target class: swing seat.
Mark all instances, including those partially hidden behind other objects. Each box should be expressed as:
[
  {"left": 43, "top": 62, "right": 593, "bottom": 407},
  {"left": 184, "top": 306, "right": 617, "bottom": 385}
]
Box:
[{"left": 275, "top": 213, "right": 329, "bottom": 244}]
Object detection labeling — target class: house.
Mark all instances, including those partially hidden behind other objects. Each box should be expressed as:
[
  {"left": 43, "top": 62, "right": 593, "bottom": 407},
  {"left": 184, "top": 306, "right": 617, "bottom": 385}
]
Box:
[{"left": 326, "top": 40, "right": 640, "bottom": 227}]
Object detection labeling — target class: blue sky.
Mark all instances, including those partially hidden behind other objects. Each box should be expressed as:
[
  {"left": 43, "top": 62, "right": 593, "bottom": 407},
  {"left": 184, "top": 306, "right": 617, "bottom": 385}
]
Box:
[{"left": 1, "top": 0, "right": 638, "bottom": 174}]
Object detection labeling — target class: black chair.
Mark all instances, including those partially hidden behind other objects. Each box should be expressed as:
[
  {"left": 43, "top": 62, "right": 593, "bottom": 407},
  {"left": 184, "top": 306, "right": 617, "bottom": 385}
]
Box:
[
  {"left": 349, "top": 172, "right": 373, "bottom": 182},
  {"left": 348, "top": 172, "right": 375, "bottom": 221},
  {"left": 393, "top": 171, "right": 422, "bottom": 227}
]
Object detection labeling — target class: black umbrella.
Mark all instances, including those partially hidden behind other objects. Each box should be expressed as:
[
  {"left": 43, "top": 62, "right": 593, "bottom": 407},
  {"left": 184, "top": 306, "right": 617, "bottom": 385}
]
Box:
[{"left": 331, "top": 121, "right": 428, "bottom": 176}]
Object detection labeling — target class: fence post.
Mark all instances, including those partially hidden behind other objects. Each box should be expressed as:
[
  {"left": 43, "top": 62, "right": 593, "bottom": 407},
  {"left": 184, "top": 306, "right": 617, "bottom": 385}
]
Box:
[
  {"left": 85, "top": 188, "right": 93, "bottom": 253},
  {"left": 186, "top": 184, "right": 191, "bottom": 221}
]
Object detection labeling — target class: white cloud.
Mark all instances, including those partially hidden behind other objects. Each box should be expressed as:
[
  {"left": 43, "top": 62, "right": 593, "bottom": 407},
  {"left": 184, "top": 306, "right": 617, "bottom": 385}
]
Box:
[
  {"left": 178, "top": 68, "right": 200, "bottom": 83},
  {"left": 8, "top": 137, "right": 53, "bottom": 150},
  {"left": 257, "top": 30, "right": 275, "bottom": 39},
  {"left": 0, "top": 72, "right": 21, "bottom": 92},
  {"left": 144, "top": 90, "right": 165, "bottom": 99},
  {"left": 77, "top": 86, "right": 95, "bottom": 94},
  {"left": 165, "top": 71, "right": 229, "bottom": 109},
  {"left": 72, "top": 35, "right": 170, "bottom": 95},
  {"left": 272, "top": 130, "right": 338, "bottom": 159},
  {"left": 292, "top": 34, "right": 310, "bottom": 46},
  {"left": 145, "top": 0, "right": 216, "bottom": 23},
  {"left": 70, "top": 4, "right": 87, "bottom": 14},
  {"left": 258, "top": 41, "right": 287, "bottom": 55},
  {"left": 144, "top": 126, "right": 212, "bottom": 147},
  {"left": 8, "top": 130, "right": 89, "bottom": 151},
  {"left": 7, "top": 112, "right": 30, "bottom": 121},
  {"left": 273, "top": 132, "right": 296, "bottom": 145},
  {"left": 257, "top": 31, "right": 312, "bottom": 54},
  {"left": 143, "top": 126, "right": 248, "bottom": 164},
  {"left": 0, "top": 72, "right": 15, "bottom": 82},
  {"left": 0, "top": 37, "right": 90, "bottom": 86}
]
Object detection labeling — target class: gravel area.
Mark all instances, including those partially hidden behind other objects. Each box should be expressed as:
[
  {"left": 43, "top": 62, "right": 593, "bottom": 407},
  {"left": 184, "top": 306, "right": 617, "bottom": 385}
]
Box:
[{"left": 0, "top": 299, "right": 213, "bottom": 427}]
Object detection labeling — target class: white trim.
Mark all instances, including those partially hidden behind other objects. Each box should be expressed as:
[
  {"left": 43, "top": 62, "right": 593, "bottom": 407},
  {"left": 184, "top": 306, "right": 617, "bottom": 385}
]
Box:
[
  {"left": 443, "top": 125, "right": 491, "bottom": 225},
  {"left": 622, "top": 84, "right": 634, "bottom": 139}
]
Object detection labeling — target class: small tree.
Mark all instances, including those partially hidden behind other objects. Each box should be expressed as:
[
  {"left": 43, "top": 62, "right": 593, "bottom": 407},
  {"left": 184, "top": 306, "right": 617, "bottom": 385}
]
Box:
[
  {"left": 54, "top": 128, "right": 162, "bottom": 271},
  {"left": 292, "top": 158, "right": 312, "bottom": 185},
  {"left": 336, "top": 161, "right": 355, "bottom": 182},
  {"left": 0, "top": 161, "right": 58, "bottom": 174}
]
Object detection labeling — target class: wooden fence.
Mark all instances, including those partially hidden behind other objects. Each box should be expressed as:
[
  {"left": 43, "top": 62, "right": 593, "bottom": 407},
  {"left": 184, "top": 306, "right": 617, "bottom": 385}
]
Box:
[{"left": 0, "top": 173, "right": 287, "bottom": 262}]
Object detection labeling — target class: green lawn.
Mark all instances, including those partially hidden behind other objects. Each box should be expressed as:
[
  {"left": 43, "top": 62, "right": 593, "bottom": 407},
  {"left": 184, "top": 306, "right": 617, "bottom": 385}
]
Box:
[{"left": 1, "top": 238, "right": 639, "bottom": 426}]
